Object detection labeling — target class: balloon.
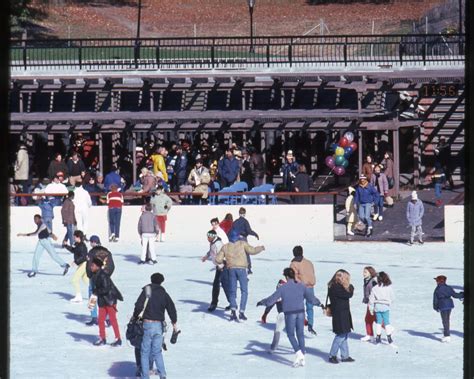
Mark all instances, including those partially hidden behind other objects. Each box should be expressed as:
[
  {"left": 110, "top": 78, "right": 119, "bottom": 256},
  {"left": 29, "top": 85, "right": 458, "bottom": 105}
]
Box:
[
  {"left": 335, "top": 155, "right": 345, "bottom": 166},
  {"left": 334, "top": 166, "right": 346, "bottom": 176},
  {"left": 341, "top": 159, "right": 349, "bottom": 168},
  {"left": 335, "top": 147, "right": 345, "bottom": 156},
  {"left": 349, "top": 142, "right": 358, "bottom": 151},
  {"left": 344, "top": 146, "right": 353, "bottom": 158},
  {"left": 325, "top": 155, "right": 335, "bottom": 169},
  {"left": 344, "top": 131, "right": 354, "bottom": 142},
  {"left": 339, "top": 137, "right": 349, "bottom": 148},
  {"left": 330, "top": 143, "right": 338, "bottom": 152}
]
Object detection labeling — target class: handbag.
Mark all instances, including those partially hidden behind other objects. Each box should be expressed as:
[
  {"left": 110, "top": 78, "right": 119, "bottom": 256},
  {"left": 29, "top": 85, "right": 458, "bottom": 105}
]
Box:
[
  {"left": 323, "top": 292, "right": 332, "bottom": 317},
  {"left": 126, "top": 285, "right": 151, "bottom": 347}
]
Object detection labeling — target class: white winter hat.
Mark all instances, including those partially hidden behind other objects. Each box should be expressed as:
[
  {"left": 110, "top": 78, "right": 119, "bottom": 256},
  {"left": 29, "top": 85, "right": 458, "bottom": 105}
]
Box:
[{"left": 411, "top": 191, "right": 418, "bottom": 200}]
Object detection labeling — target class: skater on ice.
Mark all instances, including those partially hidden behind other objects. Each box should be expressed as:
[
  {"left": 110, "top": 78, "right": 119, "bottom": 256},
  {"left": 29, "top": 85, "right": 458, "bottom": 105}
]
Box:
[
  {"left": 433, "top": 275, "right": 463, "bottom": 342},
  {"left": 63, "top": 230, "right": 89, "bottom": 302},
  {"left": 17, "top": 214, "right": 70, "bottom": 278},
  {"left": 360, "top": 266, "right": 379, "bottom": 342},
  {"left": 369, "top": 271, "right": 395, "bottom": 345},
  {"left": 327, "top": 269, "right": 355, "bottom": 364},
  {"left": 257, "top": 267, "right": 321, "bottom": 366},
  {"left": 137, "top": 203, "right": 158, "bottom": 264}
]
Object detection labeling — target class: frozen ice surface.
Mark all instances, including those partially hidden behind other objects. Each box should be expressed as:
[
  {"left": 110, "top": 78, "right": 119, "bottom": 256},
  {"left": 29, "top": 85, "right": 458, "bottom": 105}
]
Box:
[{"left": 10, "top": 237, "right": 463, "bottom": 378}]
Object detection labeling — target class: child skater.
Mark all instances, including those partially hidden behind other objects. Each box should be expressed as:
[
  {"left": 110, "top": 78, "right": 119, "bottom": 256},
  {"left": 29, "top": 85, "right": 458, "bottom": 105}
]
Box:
[
  {"left": 433, "top": 275, "right": 464, "bottom": 342},
  {"left": 369, "top": 271, "right": 395, "bottom": 345},
  {"left": 360, "top": 266, "right": 378, "bottom": 342},
  {"left": 63, "top": 230, "right": 89, "bottom": 302},
  {"left": 345, "top": 186, "right": 356, "bottom": 236},
  {"left": 260, "top": 277, "right": 287, "bottom": 352}
]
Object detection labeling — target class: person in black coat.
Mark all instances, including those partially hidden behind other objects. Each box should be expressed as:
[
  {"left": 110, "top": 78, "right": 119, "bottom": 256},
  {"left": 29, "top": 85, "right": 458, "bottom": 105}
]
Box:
[
  {"left": 84, "top": 235, "right": 115, "bottom": 326},
  {"left": 89, "top": 257, "right": 123, "bottom": 346},
  {"left": 292, "top": 165, "right": 313, "bottom": 204},
  {"left": 133, "top": 273, "right": 179, "bottom": 379},
  {"left": 63, "top": 230, "right": 88, "bottom": 303},
  {"left": 433, "top": 275, "right": 463, "bottom": 342},
  {"left": 327, "top": 269, "right": 355, "bottom": 364}
]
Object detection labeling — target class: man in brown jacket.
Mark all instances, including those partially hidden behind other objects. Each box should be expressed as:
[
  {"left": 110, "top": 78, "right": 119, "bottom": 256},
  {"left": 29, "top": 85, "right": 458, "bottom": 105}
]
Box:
[
  {"left": 61, "top": 191, "right": 77, "bottom": 245},
  {"left": 215, "top": 238, "right": 265, "bottom": 321},
  {"left": 290, "top": 245, "right": 317, "bottom": 334}
]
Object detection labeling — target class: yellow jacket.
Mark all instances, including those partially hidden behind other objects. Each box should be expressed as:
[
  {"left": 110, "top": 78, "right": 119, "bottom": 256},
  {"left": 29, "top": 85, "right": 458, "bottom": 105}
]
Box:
[
  {"left": 151, "top": 154, "right": 168, "bottom": 182},
  {"left": 215, "top": 241, "right": 265, "bottom": 269}
]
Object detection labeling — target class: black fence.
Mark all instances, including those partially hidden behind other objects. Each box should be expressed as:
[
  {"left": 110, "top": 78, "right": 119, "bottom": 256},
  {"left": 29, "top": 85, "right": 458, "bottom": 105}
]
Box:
[{"left": 10, "top": 33, "right": 465, "bottom": 71}]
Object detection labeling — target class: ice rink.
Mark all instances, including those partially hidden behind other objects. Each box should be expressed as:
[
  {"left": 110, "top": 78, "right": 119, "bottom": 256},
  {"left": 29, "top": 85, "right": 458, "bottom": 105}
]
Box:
[{"left": 9, "top": 235, "right": 463, "bottom": 378}]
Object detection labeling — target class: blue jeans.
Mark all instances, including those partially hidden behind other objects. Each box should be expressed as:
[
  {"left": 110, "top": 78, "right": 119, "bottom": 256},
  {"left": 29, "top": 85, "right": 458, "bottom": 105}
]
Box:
[
  {"left": 108, "top": 208, "right": 122, "bottom": 238},
  {"left": 374, "top": 195, "right": 384, "bottom": 217},
  {"left": 229, "top": 268, "right": 248, "bottom": 312},
  {"left": 141, "top": 322, "right": 166, "bottom": 379},
  {"left": 220, "top": 268, "right": 231, "bottom": 304},
  {"left": 435, "top": 182, "right": 442, "bottom": 199},
  {"left": 305, "top": 287, "right": 315, "bottom": 327},
  {"left": 329, "top": 333, "right": 349, "bottom": 359},
  {"left": 358, "top": 203, "right": 373, "bottom": 228},
  {"left": 89, "top": 282, "right": 97, "bottom": 318},
  {"left": 285, "top": 312, "right": 306, "bottom": 353},
  {"left": 32, "top": 238, "right": 67, "bottom": 273},
  {"left": 64, "top": 224, "right": 76, "bottom": 245},
  {"left": 375, "top": 311, "right": 390, "bottom": 325},
  {"left": 43, "top": 218, "right": 53, "bottom": 233}
]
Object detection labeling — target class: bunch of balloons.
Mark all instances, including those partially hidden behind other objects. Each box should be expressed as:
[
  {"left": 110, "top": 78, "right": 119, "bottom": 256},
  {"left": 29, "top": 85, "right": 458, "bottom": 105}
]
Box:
[{"left": 325, "top": 131, "right": 358, "bottom": 176}]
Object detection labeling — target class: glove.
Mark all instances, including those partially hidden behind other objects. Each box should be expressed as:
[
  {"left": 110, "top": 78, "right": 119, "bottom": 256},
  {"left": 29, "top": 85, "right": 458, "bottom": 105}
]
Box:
[
  {"left": 170, "top": 329, "right": 181, "bottom": 344},
  {"left": 256, "top": 300, "right": 265, "bottom": 307}
]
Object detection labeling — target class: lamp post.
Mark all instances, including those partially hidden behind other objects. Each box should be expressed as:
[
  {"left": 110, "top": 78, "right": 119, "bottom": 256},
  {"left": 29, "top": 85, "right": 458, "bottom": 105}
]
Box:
[
  {"left": 134, "top": 0, "right": 143, "bottom": 68},
  {"left": 247, "top": 0, "right": 256, "bottom": 53}
]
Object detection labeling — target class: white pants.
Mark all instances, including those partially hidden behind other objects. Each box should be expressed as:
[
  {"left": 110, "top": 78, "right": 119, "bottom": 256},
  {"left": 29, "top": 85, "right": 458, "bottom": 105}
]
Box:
[
  {"left": 75, "top": 208, "right": 89, "bottom": 235},
  {"left": 141, "top": 233, "right": 156, "bottom": 261}
]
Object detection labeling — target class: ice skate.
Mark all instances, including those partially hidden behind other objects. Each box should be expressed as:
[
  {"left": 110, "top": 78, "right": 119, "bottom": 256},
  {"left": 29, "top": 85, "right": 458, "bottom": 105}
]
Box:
[
  {"left": 375, "top": 335, "right": 382, "bottom": 344},
  {"left": 70, "top": 294, "right": 83, "bottom": 303},
  {"left": 110, "top": 339, "right": 122, "bottom": 347},
  {"left": 307, "top": 325, "right": 317, "bottom": 335},
  {"left": 229, "top": 310, "right": 238, "bottom": 321},
  {"left": 93, "top": 338, "right": 106, "bottom": 346},
  {"left": 347, "top": 229, "right": 355, "bottom": 236},
  {"left": 341, "top": 357, "right": 355, "bottom": 362},
  {"left": 441, "top": 336, "right": 451, "bottom": 343},
  {"left": 239, "top": 312, "right": 248, "bottom": 321},
  {"left": 360, "top": 335, "right": 372, "bottom": 342},
  {"left": 62, "top": 264, "right": 70, "bottom": 276},
  {"left": 328, "top": 356, "right": 339, "bottom": 364},
  {"left": 85, "top": 317, "right": 98, "bottom": 326},
  {"left": 109, "top": 233, "right": 115, "bottom": 242},
  {"left": 27, "top": 272, "right": 36, "bottom": 278},
  {"left": 293, "top": 350, "right": 305, "bottom": 367},
  {"left": 366, "top": 226, "right": 373, "bottom": 238},
  {"left": 207, "top": 304, "right": 217, "bottom": 312}
]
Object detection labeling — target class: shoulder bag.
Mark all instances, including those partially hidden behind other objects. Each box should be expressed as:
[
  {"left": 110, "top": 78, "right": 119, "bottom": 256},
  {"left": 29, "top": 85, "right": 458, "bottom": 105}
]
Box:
[{"left": 126, "top": 285, "right": 152, "bottom": 347}]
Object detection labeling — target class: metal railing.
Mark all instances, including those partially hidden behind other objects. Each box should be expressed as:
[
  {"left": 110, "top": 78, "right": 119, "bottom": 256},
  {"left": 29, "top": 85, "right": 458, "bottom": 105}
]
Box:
[{"left": 9, "top": 33, "right": 465, "bottom": 72}]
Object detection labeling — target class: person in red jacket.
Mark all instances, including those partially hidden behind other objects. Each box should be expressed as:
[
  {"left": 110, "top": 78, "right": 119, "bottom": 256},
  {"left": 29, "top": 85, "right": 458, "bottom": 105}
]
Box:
[
  {"left": 107, "top": 184, "right": 124, "bottom": 242},
  {"left": 219, "top": 213, "right": 233, "bottom": 235}
]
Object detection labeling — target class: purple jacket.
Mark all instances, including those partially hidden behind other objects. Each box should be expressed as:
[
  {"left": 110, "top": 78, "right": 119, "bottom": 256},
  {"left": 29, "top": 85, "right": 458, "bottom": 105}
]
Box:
[{"left": 370, "top": 173, "right": 389, "bottom": 195}]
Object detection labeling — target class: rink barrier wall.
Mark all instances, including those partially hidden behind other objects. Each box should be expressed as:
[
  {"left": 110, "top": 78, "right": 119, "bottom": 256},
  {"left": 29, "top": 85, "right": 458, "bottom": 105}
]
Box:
[
  {"left": 444, "top": 205, "right": 463, "bottom": 243},
  {"left": 9, "top": 205, "right": 335, "bottom": 243}
]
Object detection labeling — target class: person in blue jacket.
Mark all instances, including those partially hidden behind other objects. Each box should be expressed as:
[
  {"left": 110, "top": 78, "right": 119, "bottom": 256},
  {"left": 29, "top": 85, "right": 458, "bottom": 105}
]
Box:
[
  {"left": 38, "top": 198, "right": 55, "bottom": 232},
  {"left": 104, "top": 166, "right": 124, "bottom": 192},
  {"left": 228, "top": 207, "right": 259, "bottom": 274},
  {"left": 258, "top": 267, "right": 321, "bottom": 368},
  {"left": 433, "top": 275, "right": 463, "bottom": 343},
  {"left": 354, "top": 175, "right": 379, "bottom": 237},
  {"left": 217, "top": 148, "right": 240, "bottom": 188}
]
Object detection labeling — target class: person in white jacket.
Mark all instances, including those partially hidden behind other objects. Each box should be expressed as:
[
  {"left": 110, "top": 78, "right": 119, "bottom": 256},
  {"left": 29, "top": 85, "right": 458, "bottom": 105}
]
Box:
[
  {"left": 369, "top": 271, "right": 395, "bottom": 345},
  {"left": 73, "top": 182, "right": 92, "bottom": 237},
  {"left": 201, "top": 230, "right": 229, "bottom": 312},
  {"left": 345, "top": 186, "right": 356, "bottom": 236},
  {"left": 210, "top": 217, "right": 229, "bottom": 244}
]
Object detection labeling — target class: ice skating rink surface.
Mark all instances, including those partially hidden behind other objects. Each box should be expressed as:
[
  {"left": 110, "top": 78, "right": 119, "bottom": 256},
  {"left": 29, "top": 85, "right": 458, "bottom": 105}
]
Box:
[{"left": 9, "top": 237, "right": 463, "bottom": 378}]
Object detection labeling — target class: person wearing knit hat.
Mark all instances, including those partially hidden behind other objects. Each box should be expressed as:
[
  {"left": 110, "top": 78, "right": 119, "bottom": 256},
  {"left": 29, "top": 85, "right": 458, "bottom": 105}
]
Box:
[
  {"left": 406, "top": 190, "right": 424, "bottom": 245},
  {"left": 433, "top": 275, "right": 463, "bottom": 342},
  {"left": 132, "top": 272, "right": 179, "bottom": 378}
]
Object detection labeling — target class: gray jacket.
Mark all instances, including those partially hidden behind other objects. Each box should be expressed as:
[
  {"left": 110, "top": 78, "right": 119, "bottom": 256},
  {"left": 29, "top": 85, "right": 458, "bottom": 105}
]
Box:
[
  {"left": 138, "top": 211, "right": 157, "bottom": 235},
  {"left": 406, "top": 199, "right": 424, "bottom": 226},
  {"left": 150, "top": 193, "right": 172, "bottom": 216}
]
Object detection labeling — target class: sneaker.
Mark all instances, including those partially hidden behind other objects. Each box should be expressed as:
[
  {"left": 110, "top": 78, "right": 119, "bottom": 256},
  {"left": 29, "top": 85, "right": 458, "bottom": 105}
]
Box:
[
  {"left": 27, "top": 271, "right": 37, "bottom": 278},
  {"left": 360, "top": 335, "right": 372, "bottom": 342},
  {"left": 441, "top": 336, "right": 451, "bottom": 343},
  {"left": 138, "top": 260, "right": 146, "bottom": 265},
  {"left": 63, "top": 264, "right": 70, "bottom": 276},
  {"left": 109, "top": 233, "right": 115, "bottom": 242},
  {"left": 308, "top": 325, "right": 317, "bottom": 335},
  {"left": 387, "top": 335, "right": 393, "bottom": 344},
  {"left": 208, "top": 304, "right": 217, "bottom": 312},
  {"left": 366, "top": 227, "right": 373, "bottom": 238},
  {"left": 70, "top": 295, "right": 83, "bottom": 303},
  {"left": 239, "top": 312, "right": 248, "bottom": 321},
  {"left": 378, "top": 216, "right": 383, "bottom": 221},
  {"left": 419, "top": 240, "right": 424, "bottom": 245},
  {"left": 347, "top": 230, "right": 355, "bottom": 236},
  {"left": 94, "top": 338, "right": 106, "bottom": 346},
  {"left": 110, "top": 339, "right": 122, "bottom": 347},
  {"left": 113, "top": 238, "right": 119, "bottom": 243},
  {"left": 328, "top": 356, "right": 339, "bottom": 364},
  {"left": 341, "top": 357, "right": 355, "bottom": 362},
  {"left": 230, "top": 310, "right": 238, "bottom": 321},
  {"left": 85, "top": 317, "right": 98, "bottom": 326},
  {"left": 372, "top": 213, "right": 379, "bottom": 221},
  {"left": 375, "top": 335, "right": 382, "bottom": 344}
]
